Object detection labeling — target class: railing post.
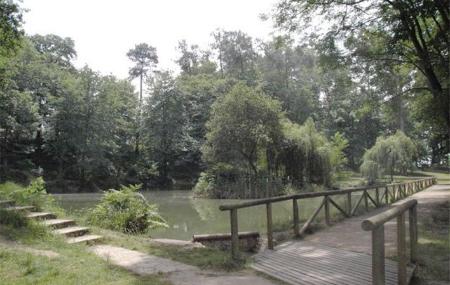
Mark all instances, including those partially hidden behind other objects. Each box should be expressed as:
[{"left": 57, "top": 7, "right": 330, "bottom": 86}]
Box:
[
  {"left": 230, "top": 209, "right": 239, "bottom": 259},
  {"left": 266, "top": 203, "right": 274, "bottom": 250},
  {"left": 324, "top": 196, "right": 331, "bottom": 225},
  {"left": 397, "top": 213, "right": 407, "bottom": 285},
  {"left": 347, "top": 192, "right": 352, "bottom": 216},
  {"left": 293, "top": 198, "right": 300, "bottom": 237},
  {"left": 375, "top": 187, "right": 380, "bottom": 207},
  {"left": 385, "top": 187, "right": 389, "bottom": 205},
  {"left": 372, "top": 225, "right": 385, "bottom": 285},
  {"left": 409, "top": 204, "right": 418, "bottom": 263},
  {"left": 364, "top": 191, "right": 369, "bottom": 212}
]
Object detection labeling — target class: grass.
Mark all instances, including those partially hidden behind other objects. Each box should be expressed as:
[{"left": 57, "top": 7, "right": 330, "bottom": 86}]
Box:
[
  {"left": 0, "top": 183, "right": 171, "bottom": 285},
  {"left": 412, "top": 201, "right": 449, "bottom": 284},
  {"left": 0, "top": 219, "right": 171, "bottom": 285}
]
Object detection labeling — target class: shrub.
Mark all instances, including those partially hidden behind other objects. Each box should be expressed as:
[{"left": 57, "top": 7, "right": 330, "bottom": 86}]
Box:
[
  {"left": 88, "top": 184, "right": 168, "bottom": 234},
  {"left": 0, "top": 178, "right": 59, "bottom": 212}
]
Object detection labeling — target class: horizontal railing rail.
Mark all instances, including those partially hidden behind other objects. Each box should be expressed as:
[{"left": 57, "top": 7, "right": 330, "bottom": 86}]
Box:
[
  {"left": 219, "top": 177, "right": 436, "bottom": 259},
  {"left": 362, "top": 199, "right": 419, "bottom": 285}
]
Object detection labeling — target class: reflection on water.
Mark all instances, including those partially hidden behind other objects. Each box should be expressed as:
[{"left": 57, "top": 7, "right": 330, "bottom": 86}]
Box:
[{"left": 53, "top": 190, "right": 350, "bottom": 241}]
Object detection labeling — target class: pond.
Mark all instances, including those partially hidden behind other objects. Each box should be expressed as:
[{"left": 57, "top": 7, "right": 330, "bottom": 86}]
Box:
[{"left": 53, "top": 190, "right": 351, "bottom": 241}]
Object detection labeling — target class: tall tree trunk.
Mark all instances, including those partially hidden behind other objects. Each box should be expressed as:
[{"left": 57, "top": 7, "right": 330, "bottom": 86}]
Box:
[{"left": 135, "top": 73, "right": 143, "bottom": 155}]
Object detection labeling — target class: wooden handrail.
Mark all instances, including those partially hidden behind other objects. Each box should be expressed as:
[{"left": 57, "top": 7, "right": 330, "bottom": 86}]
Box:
[
  {"left": 221, "top": 177, "right": 435, "bottom": 260},
  {"left": 362, "top": 199, "right": 419, "bottom": 285},
  {"left": 361, "top": 199, "right": 417, "bottom": 231},
  {"left": 219, "top": 184, "right": 385, "bottom": 211}
]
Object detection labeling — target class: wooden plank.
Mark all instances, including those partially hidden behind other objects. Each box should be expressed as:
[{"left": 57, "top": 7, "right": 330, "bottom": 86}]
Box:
[
  {"left": 258, "top": 250, "right": 396, "bottom": 282},
  {"left": 252, "top": 241, "right": 411, "bottom": 285},
  {"left": 255, "top": 254, "right": 370, "bottom": 285}
]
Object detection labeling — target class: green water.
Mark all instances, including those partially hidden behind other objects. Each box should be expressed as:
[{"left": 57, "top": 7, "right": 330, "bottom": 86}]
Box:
[{"left": 53, "top": 191, "right": 352, "bottom": 241}]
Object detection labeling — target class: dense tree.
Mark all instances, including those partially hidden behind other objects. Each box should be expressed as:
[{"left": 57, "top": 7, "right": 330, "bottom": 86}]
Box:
[
  {"left": 142, "top": 71, "right": 190, "bottom": 186},
  {"left": 273, "top": 0, "right": 449, "bottom": 135},
  {"left": 203, "top": 83, "right": 283, "bottom": 176},
  {"left": 211, "top": 30, "right": 258, "bottom": 84},
  {"left": 0, "top": 0, "right": 23, "bottom": 57},
  {"left": 258, "top": 37, "right": 321, "bottom": 124}
]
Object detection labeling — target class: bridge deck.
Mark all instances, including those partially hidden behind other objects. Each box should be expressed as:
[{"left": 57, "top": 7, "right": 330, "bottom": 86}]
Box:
[
  {"left": 250, "top": 186, "right": 438, "bottom": 285},
  {"left": 252, "top": 240, "right": 414, "bottom": 285}
]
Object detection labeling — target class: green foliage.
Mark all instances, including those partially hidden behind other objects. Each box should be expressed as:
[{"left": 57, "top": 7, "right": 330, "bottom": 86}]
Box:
[
  {"left": 88, "top": 184, "right": 167, "bottom": 234},
  {"left": 361, "top": 131, "right": 417, "bottom": 183},
  {"left": 329, "top": 132, "right": 349, "bottom": 174},
  {"left": 203, "top": 83, "right": 283, "bottom": 175},
  {"left": 0, "top": 178, "right": 59, "bottom": 212},
  {"left": 0, "top": 0, "right": 23, "bottom": 56},
  {"left": 281, "top": 118, "right": 334, "bottom": 186},
  {"left": 142, "top": 71, "right": 191, "bottom": 185}
]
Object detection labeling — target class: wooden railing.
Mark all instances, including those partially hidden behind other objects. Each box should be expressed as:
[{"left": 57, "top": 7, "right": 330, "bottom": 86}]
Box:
[
  {"left": 219, "top": 177, "right": 436, "bottom": 259},
  {"left": 362, "top": 199, "right": 419, "bottom": 285}
]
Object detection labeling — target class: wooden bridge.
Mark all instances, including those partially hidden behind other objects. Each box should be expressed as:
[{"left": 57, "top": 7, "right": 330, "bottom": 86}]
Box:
[{"left": 219, "top": 177, "right": 436, "bottom": 285}]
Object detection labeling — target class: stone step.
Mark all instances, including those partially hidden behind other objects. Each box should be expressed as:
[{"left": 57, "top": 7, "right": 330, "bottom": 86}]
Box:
[
  {"left": 5, "top": 205, "right": 35, "bottom": 212},
  {"left": 26, "top": 212, "right": 56, "bottom": 220},
  {"left": 67, "top": 234, "right": 103, "bottom": 245},
  {"left": 0, "top": 200, "right": 15, "bottom": 207},
  {"left": 54, "top": 226, "right": 89, "bottom": 237},
  {"left": 43, "top": 219, "right": 76, "bottom": 229}
]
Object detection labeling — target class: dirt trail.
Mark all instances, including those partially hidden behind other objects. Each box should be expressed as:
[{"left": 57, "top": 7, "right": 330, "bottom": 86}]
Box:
[{"left": 90, "top": 244, "right": 277, "bottom": 285}]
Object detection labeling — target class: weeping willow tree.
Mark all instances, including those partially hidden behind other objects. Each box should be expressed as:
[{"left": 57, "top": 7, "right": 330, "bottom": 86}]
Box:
[
  {"left": 360, "top": 131, "right": 417, "bottom": 184},
  {"left": 278, "top": 118, "right": 346, "bottom": 186}
]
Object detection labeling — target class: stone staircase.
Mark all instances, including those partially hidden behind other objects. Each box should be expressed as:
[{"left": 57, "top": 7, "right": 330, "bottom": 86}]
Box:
[{"left": 0, "top": 200, "right": 102, "bottom": 244}]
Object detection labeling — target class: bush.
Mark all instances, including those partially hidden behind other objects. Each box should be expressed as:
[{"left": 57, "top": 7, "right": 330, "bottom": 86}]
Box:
[
  {"left": 0, "top": 178, "right": 59, "bottom": 212},
  {"left": 88, "top": 184, "right": 168, "bottom": 234}
]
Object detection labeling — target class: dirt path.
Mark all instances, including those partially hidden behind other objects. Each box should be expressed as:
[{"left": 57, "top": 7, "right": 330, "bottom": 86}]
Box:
[
  {"left": 91, "top": 244, "right": 277, "bottom": 285},
  {"left": 0, "top": 236, "right": 60, "bottom": 258}
]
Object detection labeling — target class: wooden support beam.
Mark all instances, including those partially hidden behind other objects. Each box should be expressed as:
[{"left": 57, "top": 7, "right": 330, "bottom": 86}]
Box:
[
  {"left": 230, "top": 209, "right": 239, "bottom": 259},
  {"left": 266, "top": 203, "right": 273, "bottom": 250},
  {"left": 293, "top": 199, "right": 299, "bottom": 237},
  {"left": 375, "top": 187, "right": 380, "bottom": 207},
  {"left": 366, "top": 192, "right": 378, "bottom": 208},
  {"left": 364, "top": 190, "right": 369, "bottom": 212},
  {"left": 351, "top": 193, "right": 365, "bottom": 216},
  {"left": 328, "top": 196, "right": 349, "bottom": 217},
  {"left": 324, "top": 196, "right": 331, "bottom": 226},
  {"left": 299, "top": 198, "right": 325, "bottom": 236},
  {"left": 385, "top": 187, "right": 389, "bottom": 205},
  {"left": 371, "top": 225, "right": 385, "bottom": 285},
  {"left": 347, "top": 192, "right": 352, "bottom": 216},
  {"left": 409, "top": 205, "right": 418, "bottom": 263},
  {"left": 397, "top": 213, "right": 407, "bottom": 285}
]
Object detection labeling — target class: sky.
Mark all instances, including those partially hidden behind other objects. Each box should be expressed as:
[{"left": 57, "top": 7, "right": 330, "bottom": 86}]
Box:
[{"left": 22, "top": 0, "right": 278, "bottom": 81}]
